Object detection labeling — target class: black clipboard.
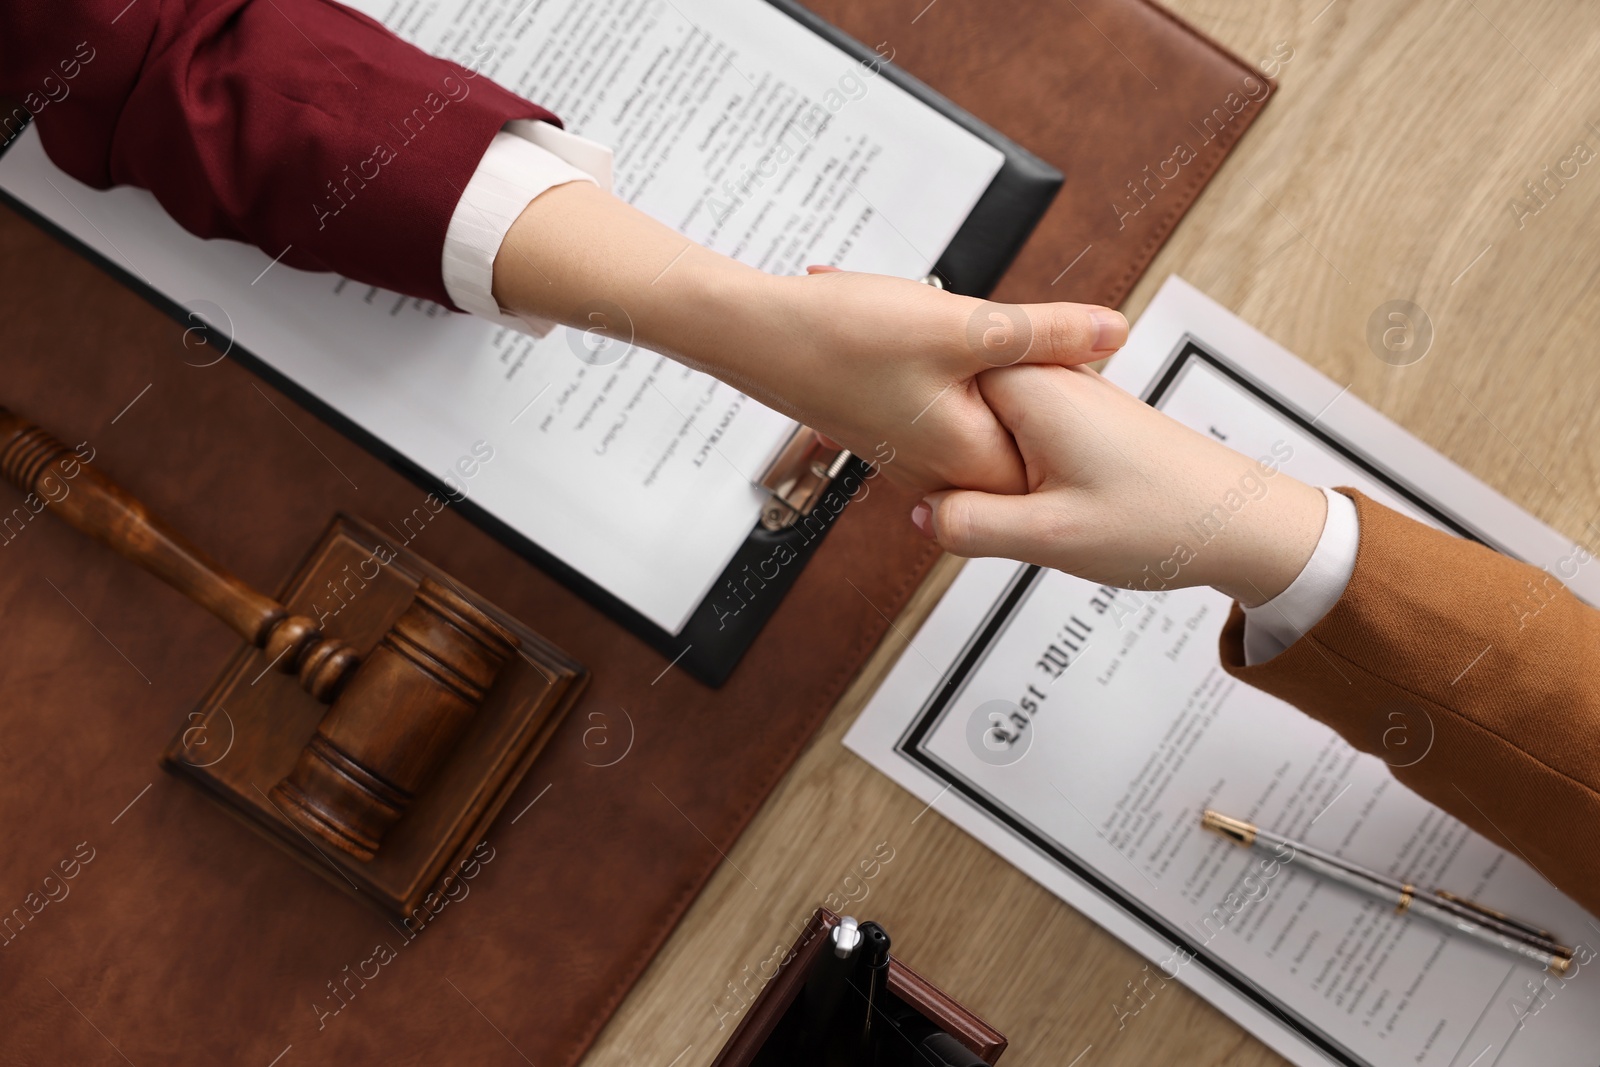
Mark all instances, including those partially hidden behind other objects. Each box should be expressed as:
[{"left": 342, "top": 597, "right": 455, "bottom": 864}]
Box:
[{"left": 0, "top": 0, "right": 1059, "bottom": 687}]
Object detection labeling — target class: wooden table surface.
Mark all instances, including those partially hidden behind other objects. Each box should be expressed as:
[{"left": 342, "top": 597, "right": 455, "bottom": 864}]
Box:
[{"left": 583, "top": 0, "right": 1600, "bottom": 1064}]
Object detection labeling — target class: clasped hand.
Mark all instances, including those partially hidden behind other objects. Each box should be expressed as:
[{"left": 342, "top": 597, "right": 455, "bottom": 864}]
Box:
[{"left": 776, "top": 269, "right": 1328, "bottom": 609}]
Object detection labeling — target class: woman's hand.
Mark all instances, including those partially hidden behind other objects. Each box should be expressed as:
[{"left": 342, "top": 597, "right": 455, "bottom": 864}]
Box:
[
  {"left": 718, "top": 267, "right": 1127, "bottom": 494},
  {"left": 492, "top": 181, "right": 1126, "bottom": 496},
  {"left": 912, "top": 364, "right": 1329, "bottom": 606}
]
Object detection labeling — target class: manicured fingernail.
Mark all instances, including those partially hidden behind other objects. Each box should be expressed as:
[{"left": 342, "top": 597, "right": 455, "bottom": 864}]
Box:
[
  {"left": 1091, "top": 309, "right": 1129, "bottom": 352},
  {"left": 910, "top": 502, "right": 934, "bottom": 538}
]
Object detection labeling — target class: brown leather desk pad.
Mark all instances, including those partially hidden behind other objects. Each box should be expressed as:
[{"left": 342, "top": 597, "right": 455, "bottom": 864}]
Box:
[{"left": 0, "top": 2, "right": 1266, "bottom": 1063}]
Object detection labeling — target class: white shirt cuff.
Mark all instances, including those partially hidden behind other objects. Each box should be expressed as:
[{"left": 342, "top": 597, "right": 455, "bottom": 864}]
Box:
[
  {"left": 441, "top": 121, "right": 615, "bottom": 335},
  {"left": 1239, "top": 488, "right": 1360, "bottom": 665}
]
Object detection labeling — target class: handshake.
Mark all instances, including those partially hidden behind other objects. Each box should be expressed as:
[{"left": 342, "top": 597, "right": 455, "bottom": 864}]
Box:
[
  {"left": 490, "top": 186, "right": 1327, "bottom": 610},
  {"left": 763, "top": 268, "right": 1329, "bottom": 609}
]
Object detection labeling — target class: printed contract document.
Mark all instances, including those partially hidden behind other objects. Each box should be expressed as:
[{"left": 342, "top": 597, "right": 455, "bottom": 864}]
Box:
[
  {"left": 0, "top": 0, "right": 1003, "bottom": 634},
  {"left": 847, "top": 278, "right": 1600, "bottom": 1067}
]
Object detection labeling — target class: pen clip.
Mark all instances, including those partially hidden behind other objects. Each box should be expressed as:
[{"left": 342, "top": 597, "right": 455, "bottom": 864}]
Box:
[{"left": 1433, "top": 889, "right": 1555, "bottom": 942}]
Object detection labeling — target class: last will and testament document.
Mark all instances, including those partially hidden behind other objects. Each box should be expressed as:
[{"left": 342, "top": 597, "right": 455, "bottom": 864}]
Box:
[
  {"left": 0, "top": 0, "right": 1004, "bottom": 634},
  {"left": 847, "top": 278, "right": 1600, "bottom": 1067}
]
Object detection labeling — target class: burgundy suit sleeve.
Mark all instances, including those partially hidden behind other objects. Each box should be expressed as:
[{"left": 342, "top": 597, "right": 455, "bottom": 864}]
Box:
[{"left": 0, "top": 0, "right": 558, "bottom": 308}]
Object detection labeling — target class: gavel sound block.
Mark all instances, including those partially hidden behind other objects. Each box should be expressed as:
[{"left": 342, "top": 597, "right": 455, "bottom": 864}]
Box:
[
  {"left": 167, "top": 516, "right": 584, "bottom": 916},
  {"left": 0, "top": 406, "right": 585, "bottom": 918}
]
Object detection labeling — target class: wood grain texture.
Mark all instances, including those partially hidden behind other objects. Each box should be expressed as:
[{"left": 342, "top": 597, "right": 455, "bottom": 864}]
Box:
[{"left": 584, "top": 0, "right": 1600, "bottom": 1064}]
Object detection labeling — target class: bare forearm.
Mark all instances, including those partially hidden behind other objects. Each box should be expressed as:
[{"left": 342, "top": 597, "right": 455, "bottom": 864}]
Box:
[{"left": 491, "top": 180, "right": 770, "bottom": 379}]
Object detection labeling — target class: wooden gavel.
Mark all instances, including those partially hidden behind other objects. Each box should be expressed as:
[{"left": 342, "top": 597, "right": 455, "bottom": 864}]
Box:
[{"left": 0, "top": 406, "right": 518, "bottom": 862}]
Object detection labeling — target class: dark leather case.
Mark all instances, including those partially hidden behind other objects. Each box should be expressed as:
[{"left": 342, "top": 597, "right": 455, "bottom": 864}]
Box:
[{"left": 711, "top": 909, "right": 1007, "bottom": 1067}]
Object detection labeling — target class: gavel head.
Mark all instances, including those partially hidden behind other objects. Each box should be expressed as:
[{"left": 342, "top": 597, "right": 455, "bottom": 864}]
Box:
[{"left": 270, "top": 577, "right": 518, "bottom": 861}]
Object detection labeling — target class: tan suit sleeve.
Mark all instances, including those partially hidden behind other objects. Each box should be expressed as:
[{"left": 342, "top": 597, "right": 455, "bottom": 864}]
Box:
[{"left": 1219, "top": 489, "right": 1600, "bottom": 917}]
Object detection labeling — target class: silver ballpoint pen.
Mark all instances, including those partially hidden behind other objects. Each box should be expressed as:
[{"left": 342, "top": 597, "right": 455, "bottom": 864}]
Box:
[{"left": 1202, "top": 810, "right": 1573, "bottom": 976}]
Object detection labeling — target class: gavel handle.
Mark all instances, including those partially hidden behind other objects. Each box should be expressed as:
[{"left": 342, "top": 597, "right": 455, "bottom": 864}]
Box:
[{"left": 0, "top": 406, "right": 358, "bottom": 701}]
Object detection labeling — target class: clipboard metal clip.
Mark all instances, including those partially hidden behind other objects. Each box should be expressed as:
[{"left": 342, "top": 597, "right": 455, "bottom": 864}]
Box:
[{"left": 758, "top": 426, "right": 852, "bottom": 531}]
